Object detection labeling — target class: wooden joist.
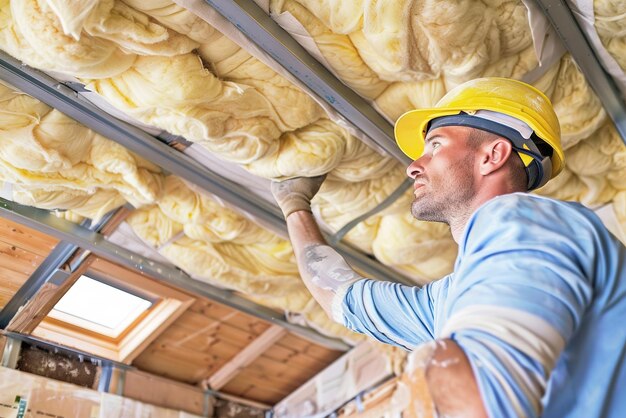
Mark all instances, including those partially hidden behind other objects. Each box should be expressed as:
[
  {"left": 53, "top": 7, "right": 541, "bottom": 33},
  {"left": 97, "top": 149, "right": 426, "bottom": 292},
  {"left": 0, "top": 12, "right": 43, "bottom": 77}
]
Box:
[
  {"left": 0, "top": 219, "right": 58, "bottom": 308},
  {"left": 0, "top": 218, "right": 58, "bottom": 257},
  {"left": 5, "top": 256, "right": 95, "bottom": 334},
  {"left": 2, "top": 208, "right": 130, "bottom": 334},
  {"left": 205, "top": 324, "right": 286, "bottom": 390},
  {"left": 122, "top": 369, "right": 207, "bottom": 415}
]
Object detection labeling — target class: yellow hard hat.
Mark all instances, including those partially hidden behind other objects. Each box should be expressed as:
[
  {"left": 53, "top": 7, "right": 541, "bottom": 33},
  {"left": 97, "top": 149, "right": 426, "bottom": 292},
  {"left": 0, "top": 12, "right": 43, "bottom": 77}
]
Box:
[{"left": 394, "top": 77, "right": 564, "bottom": 190}]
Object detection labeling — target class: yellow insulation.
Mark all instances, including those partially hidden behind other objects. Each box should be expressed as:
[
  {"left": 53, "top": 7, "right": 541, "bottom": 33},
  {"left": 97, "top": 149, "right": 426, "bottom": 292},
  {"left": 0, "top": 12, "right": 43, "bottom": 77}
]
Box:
[
  {"left": 0, "top": 0, "right": 624, "bottom": 342},
  {"left": 0, "top": 81, "right": 163, "bottom": 221},
  {"left": 127, "top": 176, "right": 362, "bottom": 342}
]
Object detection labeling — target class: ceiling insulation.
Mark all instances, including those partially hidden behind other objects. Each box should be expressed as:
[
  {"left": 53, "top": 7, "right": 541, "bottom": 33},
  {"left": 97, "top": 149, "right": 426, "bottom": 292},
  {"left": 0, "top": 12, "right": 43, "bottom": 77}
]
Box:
[
  {"left": 0, "top": 0, "right": 625, "bottom": 413},
  {"left": 0, "top": 0, "right": 623, "bottom": 269}
]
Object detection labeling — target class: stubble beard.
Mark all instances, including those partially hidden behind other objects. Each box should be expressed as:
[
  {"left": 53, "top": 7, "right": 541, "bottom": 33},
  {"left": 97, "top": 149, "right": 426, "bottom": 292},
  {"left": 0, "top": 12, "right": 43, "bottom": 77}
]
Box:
[
  {"left": 410, "top": 195, "right": 449, "bottom": 224},
  {"left": 410, "top": 156, "right": 476, "bottom": 225}
]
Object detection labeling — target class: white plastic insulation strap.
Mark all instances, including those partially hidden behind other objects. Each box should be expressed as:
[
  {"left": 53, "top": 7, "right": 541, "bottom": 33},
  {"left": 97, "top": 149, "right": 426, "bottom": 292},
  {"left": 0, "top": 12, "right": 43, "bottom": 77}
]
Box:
[
  {"left": 566, "top": 0, "right": 626, "bottom": 95},
  {"left": 107, "top": 222, "right": 177, "bottom": 266},
  {"left": 173, "top": 0, "right": 391, "bottom": 157},
  {"left": 520, "top": 0, "right": 567, "bottom": 83},
  {"left": 37, "top": 71, "right": 288, "bottom": 237},
  {"left": 44, "top": 70, "right": 165, "bottom": 137},
  {"left": 0, "top": 181, "right": 13, "bottom": 201}
]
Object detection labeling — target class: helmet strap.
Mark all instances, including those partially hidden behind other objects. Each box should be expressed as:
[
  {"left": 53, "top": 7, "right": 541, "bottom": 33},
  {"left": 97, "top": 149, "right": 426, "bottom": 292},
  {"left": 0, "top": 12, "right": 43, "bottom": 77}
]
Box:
[{"left": 428, "top": 113, "right": 550, "bottom": 190}]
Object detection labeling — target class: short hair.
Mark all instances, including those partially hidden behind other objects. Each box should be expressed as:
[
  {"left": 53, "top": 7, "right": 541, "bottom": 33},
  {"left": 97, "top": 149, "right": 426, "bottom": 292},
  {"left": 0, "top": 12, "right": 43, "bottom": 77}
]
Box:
[{"left": 467, "top": 128, "right": 528, "bottom": 191}]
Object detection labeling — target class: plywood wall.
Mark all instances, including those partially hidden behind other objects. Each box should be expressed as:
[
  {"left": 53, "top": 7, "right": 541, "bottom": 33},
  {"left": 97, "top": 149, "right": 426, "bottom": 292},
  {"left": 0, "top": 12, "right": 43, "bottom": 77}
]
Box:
[{"left": 0, "top": 218, "right": 58, "bottom": 308}]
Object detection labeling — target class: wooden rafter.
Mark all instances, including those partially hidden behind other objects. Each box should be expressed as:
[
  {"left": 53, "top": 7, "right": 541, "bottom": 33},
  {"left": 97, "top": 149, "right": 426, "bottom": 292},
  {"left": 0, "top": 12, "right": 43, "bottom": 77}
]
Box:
[
  {"left": 5, "top": 208, "right": 130, "bottom": 335},
  {"left": 0, "top": 335, "right": 6, "bottom": 358},
  {"left": 204, "top": 324, "right": 287, "bottom": 390},
  {"left": 31, "top": 257, "right": 196, "bottom": 363},
  {"left": 5, "top": 256, "right": 95, "bottom": 334}
]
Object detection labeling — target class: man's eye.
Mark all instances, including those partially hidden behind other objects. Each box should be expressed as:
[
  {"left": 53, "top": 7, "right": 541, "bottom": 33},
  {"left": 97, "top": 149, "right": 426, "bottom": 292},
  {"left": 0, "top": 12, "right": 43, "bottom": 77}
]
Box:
[{"left": 432, "top": 142, "right": 441, "bottom": 150}]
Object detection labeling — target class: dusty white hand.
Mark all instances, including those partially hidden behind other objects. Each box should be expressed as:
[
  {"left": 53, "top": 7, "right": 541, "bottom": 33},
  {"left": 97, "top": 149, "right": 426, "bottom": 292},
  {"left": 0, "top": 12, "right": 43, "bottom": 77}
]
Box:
[{"left": 270, "top": 175, "right": 326, "bottom": 218}]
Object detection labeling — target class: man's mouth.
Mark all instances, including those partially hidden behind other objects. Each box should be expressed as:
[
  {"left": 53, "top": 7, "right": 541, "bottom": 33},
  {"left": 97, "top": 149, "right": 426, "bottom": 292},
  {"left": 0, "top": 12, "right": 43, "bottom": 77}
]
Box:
[{"left": 413, "top": 182, "right": 425, "bottom": 196}]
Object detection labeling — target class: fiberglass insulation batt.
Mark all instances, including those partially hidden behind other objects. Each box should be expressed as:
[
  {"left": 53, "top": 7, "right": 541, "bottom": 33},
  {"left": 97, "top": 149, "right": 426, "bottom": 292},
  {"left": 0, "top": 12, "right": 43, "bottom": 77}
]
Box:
[{"left": 0, "top": 0, "right": 624, "bottom": 341}]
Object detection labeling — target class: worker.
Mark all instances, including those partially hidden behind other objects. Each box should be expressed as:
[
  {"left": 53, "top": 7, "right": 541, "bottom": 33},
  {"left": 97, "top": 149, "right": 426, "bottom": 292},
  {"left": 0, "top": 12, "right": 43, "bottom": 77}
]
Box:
[{"left": 271, "top": 78, "right": 626, "bottom": 418}]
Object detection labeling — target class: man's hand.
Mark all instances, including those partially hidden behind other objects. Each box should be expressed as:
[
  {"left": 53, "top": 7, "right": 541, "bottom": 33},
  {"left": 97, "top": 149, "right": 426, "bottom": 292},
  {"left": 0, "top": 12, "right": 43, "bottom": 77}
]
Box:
[{"left": 271, "top": 175, "right": 326, "bottom": 218}]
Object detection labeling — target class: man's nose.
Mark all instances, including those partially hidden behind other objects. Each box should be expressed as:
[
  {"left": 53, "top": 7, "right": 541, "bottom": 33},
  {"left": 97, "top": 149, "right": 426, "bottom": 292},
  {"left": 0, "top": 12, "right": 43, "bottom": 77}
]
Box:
[{"left": 406, "top": 158, "right": 424, "bottom": 179}]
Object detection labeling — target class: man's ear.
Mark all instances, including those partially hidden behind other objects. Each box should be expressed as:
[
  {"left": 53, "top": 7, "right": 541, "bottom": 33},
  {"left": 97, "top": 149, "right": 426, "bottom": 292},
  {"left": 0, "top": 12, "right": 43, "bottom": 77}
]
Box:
[{"left": 479, "top": 138, "right": 514, "bottom": 176}]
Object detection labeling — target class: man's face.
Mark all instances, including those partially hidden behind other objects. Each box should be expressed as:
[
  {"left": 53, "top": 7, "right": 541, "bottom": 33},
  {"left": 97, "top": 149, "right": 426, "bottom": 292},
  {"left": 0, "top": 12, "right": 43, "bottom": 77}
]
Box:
[{"left": 405, "top": 126, "right": 478, "bottom": 223}]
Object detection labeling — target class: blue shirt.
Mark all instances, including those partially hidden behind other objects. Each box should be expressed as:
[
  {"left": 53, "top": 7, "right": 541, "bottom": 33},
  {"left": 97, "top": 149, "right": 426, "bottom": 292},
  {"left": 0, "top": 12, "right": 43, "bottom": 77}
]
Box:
[{"left": 337, "top": 193, "right": 626, "bottom": 418}]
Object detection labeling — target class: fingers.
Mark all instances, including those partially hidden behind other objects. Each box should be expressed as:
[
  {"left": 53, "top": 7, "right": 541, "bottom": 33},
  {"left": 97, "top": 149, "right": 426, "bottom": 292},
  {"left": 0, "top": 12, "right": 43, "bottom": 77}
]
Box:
[{"left": 271, "top": 175, "right": 327, "bottom": 218}]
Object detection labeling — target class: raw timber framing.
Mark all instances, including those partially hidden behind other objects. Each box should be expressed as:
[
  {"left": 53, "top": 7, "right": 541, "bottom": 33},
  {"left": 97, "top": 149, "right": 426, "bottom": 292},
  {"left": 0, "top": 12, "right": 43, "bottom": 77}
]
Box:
[
  {"left": 0, "top": 207, "right": 123, "bottom": 329},
  {"left": 6, "top": 255, "right": 95, "bottom": 334},
  {"left": 203, "top": 324, "right": 287, "bottom": 390},
  {"left": 0, "top": 242, "right": 76, "bottom": 329},
  {"left": 2, "top": 208, "right": 129, "bottom": 335},
  {"left": 0, "top": 197, "right": 350, "bottom": 351}
]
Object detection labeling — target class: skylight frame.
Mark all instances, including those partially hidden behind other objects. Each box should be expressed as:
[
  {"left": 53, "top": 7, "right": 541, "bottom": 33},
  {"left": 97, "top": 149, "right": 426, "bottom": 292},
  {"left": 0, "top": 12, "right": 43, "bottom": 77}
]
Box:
[{"left": 48, "top": 274, "right": 157, "bottom": 339}]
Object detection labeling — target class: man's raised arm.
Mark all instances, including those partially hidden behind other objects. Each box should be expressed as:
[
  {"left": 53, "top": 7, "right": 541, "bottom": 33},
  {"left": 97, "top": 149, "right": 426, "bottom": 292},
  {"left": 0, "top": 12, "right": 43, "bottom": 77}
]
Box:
[
  {"left": 271, "top": 176, "right": 488, "bottom": 418},
  {"left": 271, "top": 176, "right": 364, "bottom": 320}
]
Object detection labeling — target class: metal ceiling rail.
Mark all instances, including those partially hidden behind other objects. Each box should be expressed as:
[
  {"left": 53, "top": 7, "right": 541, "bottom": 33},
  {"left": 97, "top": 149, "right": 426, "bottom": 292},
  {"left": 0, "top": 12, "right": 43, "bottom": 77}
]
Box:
[
  {"left": 0, "top": 51, "right": 413, "bottom": 287},
  {"left": 0, "top": 51, "right": 283, "bottom": 232},
  {"left": 0, "top": 198, "right": 350, "bottom": 351},
  {"left": 0, "top": 210, "right": 119, "bottom": 329},
  {"left": 533, "top": 0, "right": 626, "bottom": 144},
  {"left": 202, "top": 0, "right": 412, "bottom": 165}
]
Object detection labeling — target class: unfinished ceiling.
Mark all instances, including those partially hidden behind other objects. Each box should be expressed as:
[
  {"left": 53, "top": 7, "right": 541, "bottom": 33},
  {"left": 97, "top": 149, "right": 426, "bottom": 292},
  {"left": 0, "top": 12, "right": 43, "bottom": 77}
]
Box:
[{"left": 0, "top": 0, "right": 624, "bottom": 416}]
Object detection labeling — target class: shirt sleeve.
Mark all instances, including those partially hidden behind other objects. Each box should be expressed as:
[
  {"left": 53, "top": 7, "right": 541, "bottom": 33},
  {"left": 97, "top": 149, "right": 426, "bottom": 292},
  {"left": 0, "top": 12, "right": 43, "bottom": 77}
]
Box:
[
  {"left": 338, "top": 277, "right": 448, "bottom": 350},
  {"left": 443, "top": 195, "right": 594, "bottom": 418}
]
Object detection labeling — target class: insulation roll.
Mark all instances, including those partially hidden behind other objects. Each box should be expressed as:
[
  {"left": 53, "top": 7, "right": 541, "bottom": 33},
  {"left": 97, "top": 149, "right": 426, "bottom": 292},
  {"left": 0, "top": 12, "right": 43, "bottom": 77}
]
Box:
[
  {"left": 127, "top": 176, "right": 362, "bottom": 342},
  {"left": 2, "top": 0, "right": 625, "bottom": 341},
  {"left": 0, "top": 81, "right": 164, "bottom": 221}
]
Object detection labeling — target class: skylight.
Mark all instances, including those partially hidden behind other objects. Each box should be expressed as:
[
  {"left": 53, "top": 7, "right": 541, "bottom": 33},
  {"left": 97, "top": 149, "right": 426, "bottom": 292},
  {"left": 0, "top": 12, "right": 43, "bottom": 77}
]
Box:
[{"left": 48, "top": 275, "right": 153, "bottom": 339}]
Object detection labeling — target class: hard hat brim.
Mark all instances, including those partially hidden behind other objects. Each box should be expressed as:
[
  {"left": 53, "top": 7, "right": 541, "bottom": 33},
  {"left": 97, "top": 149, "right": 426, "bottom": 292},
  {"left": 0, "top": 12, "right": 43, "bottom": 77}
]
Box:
[
  {"left": 394, "top": 108, "right": 465, "bottom": 160},
  {"left": 394, "top": 106, "right": 564, "bottom": 181}
]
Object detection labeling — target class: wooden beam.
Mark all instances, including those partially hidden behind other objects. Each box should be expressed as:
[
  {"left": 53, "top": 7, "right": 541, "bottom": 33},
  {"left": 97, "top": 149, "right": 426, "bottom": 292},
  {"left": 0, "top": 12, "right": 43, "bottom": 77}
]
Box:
[
  {"left": 5, "top": 256, "right": 95, "bottom": 334},
  {"left": 0, "top": 207, "right": 130, "bottom": 333},
  {"left": 98, "top": 206, "right": 132, "bottom": 236},
  {"left": 123, "top": 369, "right": 207, "bottom": 415},
  {"left": 0, "top": 335, "right": 6, "bottom": 358},
  {"left": 204, "top": 325, "right": 286, "bottom": 390}
]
